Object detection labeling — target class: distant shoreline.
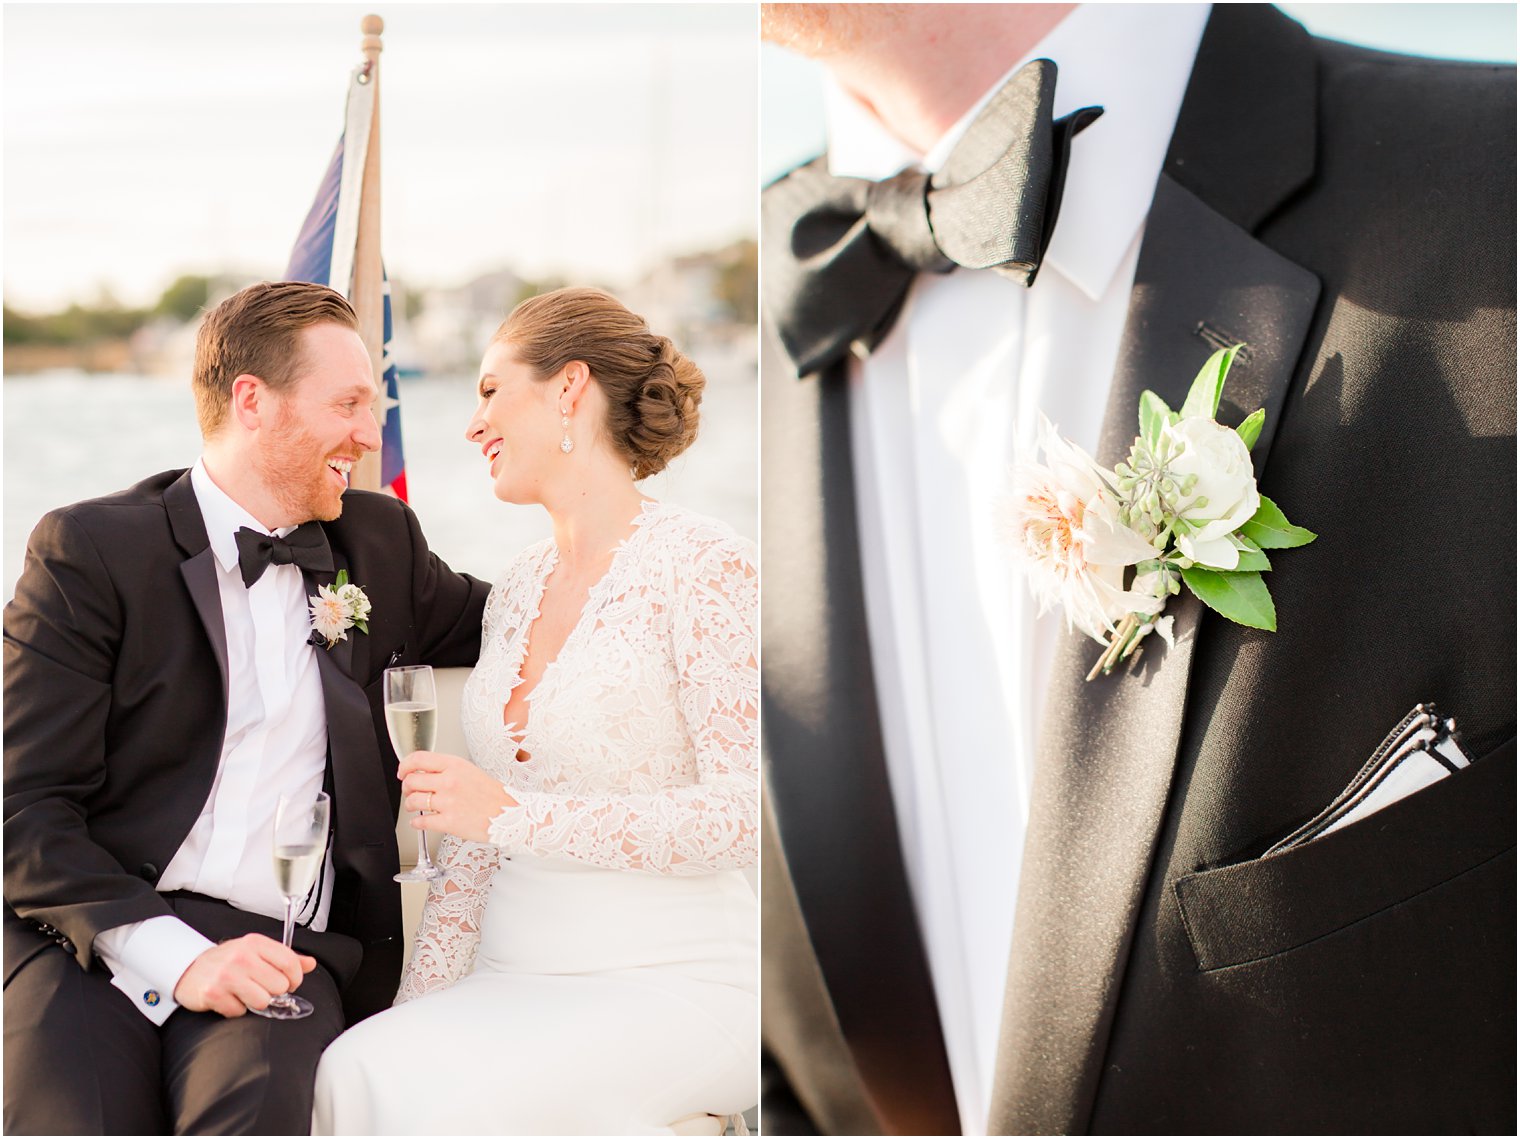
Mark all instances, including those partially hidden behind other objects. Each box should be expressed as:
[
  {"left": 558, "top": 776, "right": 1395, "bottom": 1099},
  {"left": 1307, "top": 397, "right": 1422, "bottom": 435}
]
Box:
[{"left": 4, "top": 341, "right": 135, "bottom": 375}]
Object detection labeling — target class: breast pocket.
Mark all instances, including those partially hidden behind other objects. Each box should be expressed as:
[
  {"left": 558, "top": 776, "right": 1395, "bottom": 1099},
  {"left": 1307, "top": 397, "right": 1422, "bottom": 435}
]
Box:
[{"left": 1174, "top": 736, "right": 1514, "bottom": 972}]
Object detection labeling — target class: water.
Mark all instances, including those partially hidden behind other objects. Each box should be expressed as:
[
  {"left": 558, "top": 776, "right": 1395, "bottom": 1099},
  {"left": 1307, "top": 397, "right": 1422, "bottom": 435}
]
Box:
[{"left": 3, "top": 354, "right": 758, "bottom": 601}]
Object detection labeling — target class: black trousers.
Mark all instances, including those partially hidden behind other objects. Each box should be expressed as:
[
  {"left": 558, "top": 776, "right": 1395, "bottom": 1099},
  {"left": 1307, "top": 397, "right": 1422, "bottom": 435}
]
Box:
[
  {"left": 4, "top": 942, "right": 344, "bottom": 1135},
  {"left": 3, "top": 896, "right": 363, "bottom": 1136}
]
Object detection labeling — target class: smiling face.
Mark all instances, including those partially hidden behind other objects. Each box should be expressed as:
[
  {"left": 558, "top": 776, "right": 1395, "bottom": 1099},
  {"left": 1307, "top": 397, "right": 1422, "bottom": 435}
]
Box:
[
  {"left": 465, "top": 339, "right": 564, "bottom": 504},
  {"left": 253, "top": 321, "right": 381, "bottom": 523}
]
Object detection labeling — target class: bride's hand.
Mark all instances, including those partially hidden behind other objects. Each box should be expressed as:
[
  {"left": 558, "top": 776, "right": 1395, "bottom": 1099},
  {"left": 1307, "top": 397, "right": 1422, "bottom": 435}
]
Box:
[{"left": 398, "top": 751, "right": 519, "bottom": 844}]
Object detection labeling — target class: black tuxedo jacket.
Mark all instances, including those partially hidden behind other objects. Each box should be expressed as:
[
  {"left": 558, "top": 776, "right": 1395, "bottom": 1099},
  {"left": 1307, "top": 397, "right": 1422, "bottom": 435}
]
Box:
[
  {"left": 761, "top": 7, "right": 1515, "bottom": 1135},
  {"left": 3, "top": 468, "right": 489, "bottom": 1023}
]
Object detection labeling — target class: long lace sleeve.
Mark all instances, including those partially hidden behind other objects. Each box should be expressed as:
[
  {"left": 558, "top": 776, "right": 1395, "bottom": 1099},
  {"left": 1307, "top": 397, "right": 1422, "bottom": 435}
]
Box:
[
  {"left": 394, "top": 825, "right": 503, "bottom": 1003},
  {"left": 486, "top": 532, "right": 758, "bottom": 875}
]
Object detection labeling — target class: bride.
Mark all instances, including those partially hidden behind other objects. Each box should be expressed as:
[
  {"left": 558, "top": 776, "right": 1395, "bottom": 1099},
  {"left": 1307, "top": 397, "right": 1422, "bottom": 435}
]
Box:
[{"left": 312, "top": 287, "right": 758, "bottom": 1134}]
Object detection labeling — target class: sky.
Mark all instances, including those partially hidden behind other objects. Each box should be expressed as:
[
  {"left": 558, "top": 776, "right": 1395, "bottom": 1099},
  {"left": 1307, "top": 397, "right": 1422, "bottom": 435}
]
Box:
[{"left": 4, "top": 3, "right": 759, "bottom": 311}]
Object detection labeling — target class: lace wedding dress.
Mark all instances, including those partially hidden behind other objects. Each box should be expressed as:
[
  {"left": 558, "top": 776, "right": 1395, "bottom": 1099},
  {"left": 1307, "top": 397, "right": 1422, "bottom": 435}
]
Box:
[{"left": 313, "top": 502, "right": 758, "bottom": 1135}]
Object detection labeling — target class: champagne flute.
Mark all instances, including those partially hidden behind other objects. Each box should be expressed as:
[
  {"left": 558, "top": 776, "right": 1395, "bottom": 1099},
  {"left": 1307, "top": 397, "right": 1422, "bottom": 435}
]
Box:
[
  {"left": 253, "top": 789, "right": 330, "bottom": 1020},
  {"left": 386, "top": 665, "right": 443, "bottom": 882}
]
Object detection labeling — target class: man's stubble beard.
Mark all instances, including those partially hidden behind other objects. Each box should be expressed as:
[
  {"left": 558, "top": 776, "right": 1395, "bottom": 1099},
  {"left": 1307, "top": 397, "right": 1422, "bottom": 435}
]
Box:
[
  {"left": 257, "top": 407, "right": 344, "bottom": 524},
  {"left": 761, "top": 3, "right": 909, "bottom": 57}
]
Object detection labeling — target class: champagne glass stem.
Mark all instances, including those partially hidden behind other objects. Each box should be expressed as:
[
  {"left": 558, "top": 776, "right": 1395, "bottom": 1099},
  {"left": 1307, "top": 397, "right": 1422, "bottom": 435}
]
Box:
[
  {"left": 414, "top": 827, "right": 432, "bottom": 870},
  {"left": 259, "top": 895, "right": 301, "bottom": 1016}
]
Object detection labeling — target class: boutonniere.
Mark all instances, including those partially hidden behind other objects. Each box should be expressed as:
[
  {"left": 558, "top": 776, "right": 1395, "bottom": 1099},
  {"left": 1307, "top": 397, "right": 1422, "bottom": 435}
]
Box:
[
  {"left": 1008, "top": 345, "right": 1316, "bottom": 680},
  {"left": 308, "top": 569, "right": 372, "bottom": 649}
]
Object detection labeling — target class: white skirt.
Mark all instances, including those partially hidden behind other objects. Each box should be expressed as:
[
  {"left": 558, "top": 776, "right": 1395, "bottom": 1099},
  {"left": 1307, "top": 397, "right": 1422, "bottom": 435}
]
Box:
[{"left": 313, "top": 856, "right": 757, "bottom": 1135}]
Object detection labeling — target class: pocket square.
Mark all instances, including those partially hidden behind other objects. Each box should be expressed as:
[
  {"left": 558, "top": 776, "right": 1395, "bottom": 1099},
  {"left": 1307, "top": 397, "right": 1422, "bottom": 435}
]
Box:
[{"left": 1266, "top": 704, "right": 1475, "bottom": 855}]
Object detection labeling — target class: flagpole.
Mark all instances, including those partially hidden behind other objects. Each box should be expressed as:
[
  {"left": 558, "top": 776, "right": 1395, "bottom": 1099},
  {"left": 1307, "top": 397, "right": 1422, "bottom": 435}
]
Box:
[{"left": 350, "top": 14, "right": 385, "bottom": 492}]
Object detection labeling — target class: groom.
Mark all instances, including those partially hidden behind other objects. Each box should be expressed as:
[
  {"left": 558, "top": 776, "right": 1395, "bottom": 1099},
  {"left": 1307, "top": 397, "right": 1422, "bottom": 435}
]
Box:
[
  {"left": 3, "top": 281, "right": 490, "bottom": 1134},
  {"left": 761, "top": 4, "right": 1514, "bottom": 1135}
]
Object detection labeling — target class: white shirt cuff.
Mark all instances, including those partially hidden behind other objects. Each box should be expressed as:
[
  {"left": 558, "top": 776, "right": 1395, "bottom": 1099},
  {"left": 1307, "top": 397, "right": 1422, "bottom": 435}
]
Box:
[{"left": 93, "top": 917, "right": 215, "bottom": 1025}]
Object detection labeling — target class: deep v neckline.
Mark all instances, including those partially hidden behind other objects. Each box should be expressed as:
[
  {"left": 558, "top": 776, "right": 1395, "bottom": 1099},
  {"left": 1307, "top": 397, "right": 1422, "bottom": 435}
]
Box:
[{"left": 502, "top": 500, "right": 662, "bottom": 742}]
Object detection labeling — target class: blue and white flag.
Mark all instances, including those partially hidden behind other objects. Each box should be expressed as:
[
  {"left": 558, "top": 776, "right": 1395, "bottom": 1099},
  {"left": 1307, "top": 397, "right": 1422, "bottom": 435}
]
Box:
[{"left": 286, "top": 63, "right": 407, "bottom": 500}]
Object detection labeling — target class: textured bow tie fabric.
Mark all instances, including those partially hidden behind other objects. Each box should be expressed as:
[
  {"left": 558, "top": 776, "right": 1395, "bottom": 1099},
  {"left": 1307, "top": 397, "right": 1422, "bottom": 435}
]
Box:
[
  {"left": 763, "top": 58, "right": 1102, "bottom": 377},
  {"left": 234, "top": 523, "right": 335, "bottom": 588}
]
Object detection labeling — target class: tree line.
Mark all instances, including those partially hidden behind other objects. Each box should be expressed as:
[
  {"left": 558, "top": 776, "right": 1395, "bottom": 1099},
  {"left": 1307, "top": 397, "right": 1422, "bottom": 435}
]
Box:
[
  {"left": 4, "top": 276, "right": 216, "bottom": 347},
  {"left": 6, "top": 240, "right": 758, "bottom": 351}
]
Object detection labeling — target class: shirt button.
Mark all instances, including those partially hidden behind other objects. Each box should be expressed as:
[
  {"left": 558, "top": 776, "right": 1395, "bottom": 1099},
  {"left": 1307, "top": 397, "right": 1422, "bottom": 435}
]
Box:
[{"left": 139, "top": 863, "right": 159, "bottom": 881}]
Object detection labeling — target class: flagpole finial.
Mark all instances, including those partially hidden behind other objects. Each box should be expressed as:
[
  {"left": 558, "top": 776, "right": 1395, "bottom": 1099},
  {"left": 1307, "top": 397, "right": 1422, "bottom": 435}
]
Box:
[{"left": 361, "top": 15, "right": 384, "bottom": 55}]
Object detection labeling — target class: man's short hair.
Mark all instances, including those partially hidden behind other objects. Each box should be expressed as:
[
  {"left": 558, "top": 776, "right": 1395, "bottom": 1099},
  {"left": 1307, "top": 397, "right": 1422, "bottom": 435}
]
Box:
[{"left": 192, "top": 281, "right": 360, "bottom": 436}]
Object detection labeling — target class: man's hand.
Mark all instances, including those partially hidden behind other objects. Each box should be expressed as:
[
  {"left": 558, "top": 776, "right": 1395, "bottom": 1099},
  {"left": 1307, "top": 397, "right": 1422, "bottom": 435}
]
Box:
[{"left": 172, "top": 934, "right": 316, "bottom": 1017}]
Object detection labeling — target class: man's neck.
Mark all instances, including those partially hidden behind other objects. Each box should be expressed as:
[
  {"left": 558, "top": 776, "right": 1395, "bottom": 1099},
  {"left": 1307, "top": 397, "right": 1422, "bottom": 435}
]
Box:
[
  {"left": 826, "top": 4, "right": 1075, "bottom": 155},
  {"left": 200, "top": 446, "right": 290, "bottom": 532}
]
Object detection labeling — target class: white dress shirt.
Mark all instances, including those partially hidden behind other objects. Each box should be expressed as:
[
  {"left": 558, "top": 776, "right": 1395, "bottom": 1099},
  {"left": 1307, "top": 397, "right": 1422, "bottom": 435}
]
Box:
[
  {"left": 92, "top": 458, "right": 334, "bottom": 1024},
  {"left": 831, "top": 5, "right": 1210, "bottom": 1131}
]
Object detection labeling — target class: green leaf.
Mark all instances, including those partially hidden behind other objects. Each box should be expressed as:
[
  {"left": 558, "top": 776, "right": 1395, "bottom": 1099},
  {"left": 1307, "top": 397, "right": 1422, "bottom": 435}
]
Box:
[
  {"left": 1232, "top": 534, "right": 1270, "bottom": 570},
  {"left": 335, "top": 569, "right": 350, "bottom": 587},
  {"left": 1236, "top": 407, "right": 1266, "bottom": 450},
  {"left": 1239, "top": 494, "right": 1317, "bottom": 549},
  {"left": 1139, "top": 390, "right": 1172, "bottom": 447},
  {"left": 1180, "top": 566, "right": 1277, "bottom": 631},
  {"left": 353, "top": 618, "right": 369, "bottom": 635},
  {"left": 1179, "top": 344, "right": 1243, "bottom": 420},
  {"left": 1232, "top": 546, "right": 1272, "bottom": 573}
]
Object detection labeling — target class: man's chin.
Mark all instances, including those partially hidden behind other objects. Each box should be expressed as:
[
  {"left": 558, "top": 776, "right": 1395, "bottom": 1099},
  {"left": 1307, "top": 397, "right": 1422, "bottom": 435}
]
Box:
[
  {"left": 291, "top": 489, "right": 345, "bottom": 524},
  {"left": 314, "top": 494, "right": 344, "bottom": 523},
  {"left": 761, "top": 3, "right": 895, "bottom": 56}
]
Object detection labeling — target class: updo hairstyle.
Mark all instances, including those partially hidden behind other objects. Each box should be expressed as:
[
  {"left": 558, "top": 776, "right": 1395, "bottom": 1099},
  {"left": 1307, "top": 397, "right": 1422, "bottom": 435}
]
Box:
[{"left": 495, "top": 287, "right": 704, "bottom": 479}]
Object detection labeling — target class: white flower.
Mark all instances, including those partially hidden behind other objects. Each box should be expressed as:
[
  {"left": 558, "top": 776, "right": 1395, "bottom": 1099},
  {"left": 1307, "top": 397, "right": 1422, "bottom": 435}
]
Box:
[
  {"left": 1009, "top": 419, "right": 1165, "bottom": 643},
  {"left": 1161, "top": 417, "right": 1260, "bottom": 570},
  {"left": 309, "top": 585, "right": 353, "bottom": 647},
  {"left": 336, "top": 582, "right": 371, "bottom": 623},
  {"left": 308, "top": 572, "right": 371, "bottom": 648}
]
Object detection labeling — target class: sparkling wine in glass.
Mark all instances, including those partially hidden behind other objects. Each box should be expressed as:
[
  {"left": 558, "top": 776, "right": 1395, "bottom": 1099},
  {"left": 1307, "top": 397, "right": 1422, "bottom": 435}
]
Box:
[
  {"left": 253, "top": 790, "right": 330, "bottom": 1021},
  {"left": 386, "top": 665, "right": 443, "bottom": 882}
]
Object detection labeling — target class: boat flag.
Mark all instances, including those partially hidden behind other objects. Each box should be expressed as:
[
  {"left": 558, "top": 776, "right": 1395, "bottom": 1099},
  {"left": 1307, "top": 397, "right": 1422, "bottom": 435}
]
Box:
[{"left": 286, "top": 53, "right": 407, "bottom": 500}]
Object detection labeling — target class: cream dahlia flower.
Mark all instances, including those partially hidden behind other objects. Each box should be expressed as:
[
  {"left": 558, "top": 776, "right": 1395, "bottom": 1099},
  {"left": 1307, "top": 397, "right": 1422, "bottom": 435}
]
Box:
[{"left": 1010, "top": 419, "right": 1165, "bottom": 643}]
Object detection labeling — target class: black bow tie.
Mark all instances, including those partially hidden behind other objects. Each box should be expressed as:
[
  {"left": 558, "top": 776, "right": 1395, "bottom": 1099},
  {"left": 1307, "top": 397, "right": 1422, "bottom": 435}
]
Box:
[
  {"left": 233, "top": 523, "right": 334, "bottom": 588},
  {"left": 762, "top": 58, "right": 1102, "bottom": 377}
]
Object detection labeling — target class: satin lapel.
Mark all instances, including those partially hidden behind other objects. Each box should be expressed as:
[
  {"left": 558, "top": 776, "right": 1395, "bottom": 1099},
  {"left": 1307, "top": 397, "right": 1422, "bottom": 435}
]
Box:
[
  {"left": 988, "top": 174, "right": 1320, "bottom": 1135},
  {"left": 761, "top": 782, "right": 884, "bottom": 1138},
  {"left": 326, "top": 541, "right": 374, "bottom": 684},
  {"left": 309, "top": 544, "right": 359, "bottom": 684},
  {"left": 760, "top": 332, "right": 960, "bottom": 1136},
  {"left": 989, "top": 8, "right": 1323, "bottom": 1129},
  {"left": 304, "top": 547, "right": 395, "bottom": 938},
  {"left": 310, "top": 644, "right": 383, "bottom": 836},
  {"left": 165, "top": 471, "right": 229, "bottom": 711}
]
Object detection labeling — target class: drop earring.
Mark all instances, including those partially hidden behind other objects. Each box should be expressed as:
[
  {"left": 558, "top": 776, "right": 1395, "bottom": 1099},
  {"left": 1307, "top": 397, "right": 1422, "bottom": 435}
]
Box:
[{"left": 559, "top": 404, "right": 574, "bottom": 454}]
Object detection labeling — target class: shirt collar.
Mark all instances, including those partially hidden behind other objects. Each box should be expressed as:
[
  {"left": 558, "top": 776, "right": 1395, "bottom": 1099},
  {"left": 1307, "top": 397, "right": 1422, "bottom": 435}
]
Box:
[
  {"left": 825, "top": 3, "right": 1211, "bottom": 302},
  {"left": 190, "top": 457, "right": 295, "bottom": 575}
]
